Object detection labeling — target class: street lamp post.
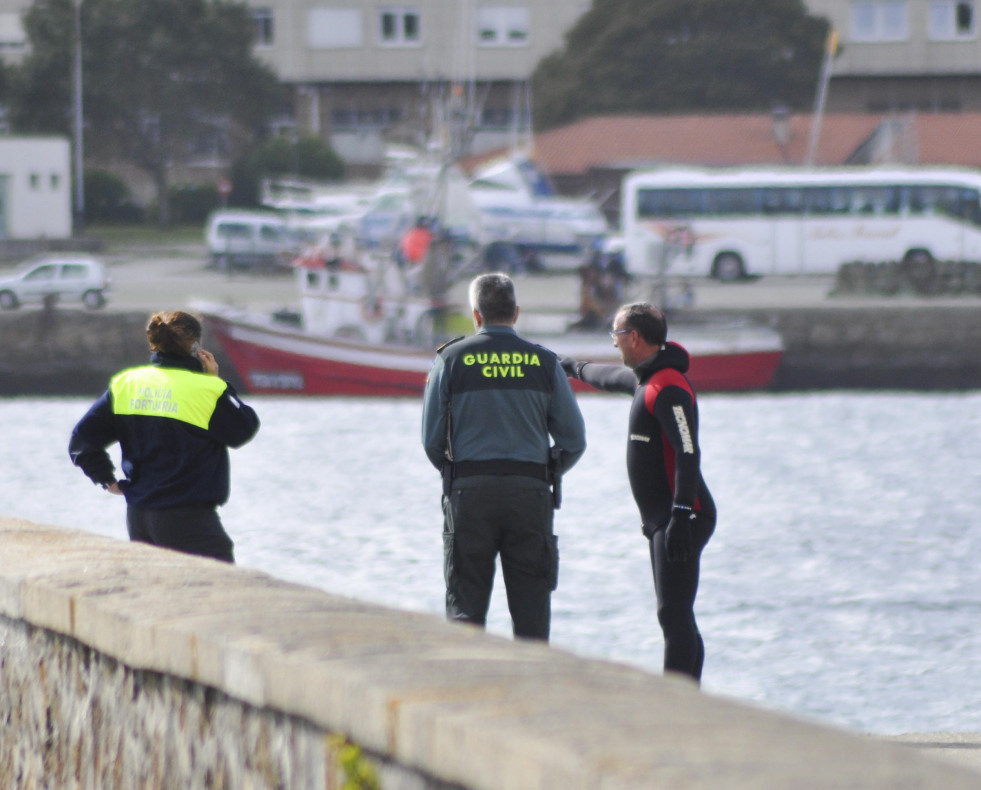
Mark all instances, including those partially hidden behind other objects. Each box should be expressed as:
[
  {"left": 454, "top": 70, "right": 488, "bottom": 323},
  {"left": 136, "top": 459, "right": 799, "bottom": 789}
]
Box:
[{"left": 72, "top": 0, "right": 84, "bottom": 233}]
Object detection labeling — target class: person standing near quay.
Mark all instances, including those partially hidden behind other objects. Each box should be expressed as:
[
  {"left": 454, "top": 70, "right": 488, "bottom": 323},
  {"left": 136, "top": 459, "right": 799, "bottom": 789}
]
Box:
[
  {"left": 561, "top": 302, "right": 716, "bottom": 682},
  {"left": 69, "top": 310, "right": 259, "bottom": 563},
  {"left": 422, "top": 273, "right": 586, "bottom": 641}
]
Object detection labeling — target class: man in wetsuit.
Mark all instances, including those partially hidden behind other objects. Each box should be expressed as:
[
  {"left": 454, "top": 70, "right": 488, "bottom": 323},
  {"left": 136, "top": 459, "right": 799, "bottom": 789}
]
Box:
[
  {"left": 561, "top": 302, "right": 716, "bottom": 681},
  {"left": 422, "top": 272, "right": 586, "bottom": 641}
]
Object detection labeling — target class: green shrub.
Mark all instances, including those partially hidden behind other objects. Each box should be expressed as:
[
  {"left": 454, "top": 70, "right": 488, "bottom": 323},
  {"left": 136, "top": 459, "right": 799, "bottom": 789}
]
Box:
[
  {"left": 228, "top": 134, "right": 345, "bottom": 207},
  {"left": 169, "top": 183, "right": 221, "bottom": 224},
  {"left": 83, "top": 170, "right": 145, "bottom": 224}
]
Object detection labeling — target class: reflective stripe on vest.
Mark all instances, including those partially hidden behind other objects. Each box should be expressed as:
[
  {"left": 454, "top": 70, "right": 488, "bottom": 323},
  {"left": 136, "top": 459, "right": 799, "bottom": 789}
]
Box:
[{"left": 110, "top": 366, "right": 227, "bottom": 429}]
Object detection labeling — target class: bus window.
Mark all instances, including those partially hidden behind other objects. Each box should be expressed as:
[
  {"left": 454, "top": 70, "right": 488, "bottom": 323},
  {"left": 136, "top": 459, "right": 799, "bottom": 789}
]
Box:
[
  {"left": 804, "top": 187, "right": 830, "bottom": 214},
  {"left": 961, "top": 189, "right": 981, "bottom": 226},
  {"left": 904, "top": 186, "right": 925, "bottom": 214},
  {"left": 912, "top": 185, "right": 962, "bottom": 218},
  {"left": 637, "top": 188, "right": 704, "bottom": 217},
  {"left": 762, "top": 187, "right": 804, "bottom": 215},
  {"left": 851, "top": 186, "right": 899, "bottom": 215},
  {"left": 804, "top": 187, "right": 852, "bottom": 214},
  {"left": 705, "top": 188, "right": 760, "bottom": 215}
]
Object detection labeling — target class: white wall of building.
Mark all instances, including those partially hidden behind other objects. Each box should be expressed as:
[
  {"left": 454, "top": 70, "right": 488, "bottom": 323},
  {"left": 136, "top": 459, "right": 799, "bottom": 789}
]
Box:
[
  {"left": 806, "top": 0, "right": 981, "bottom": 74},
  {"left": 246, "top": 0, "right": 588, "bottom": 82},
  {"left": 0, "top": 138, "right": 72, "bottom": 239}
]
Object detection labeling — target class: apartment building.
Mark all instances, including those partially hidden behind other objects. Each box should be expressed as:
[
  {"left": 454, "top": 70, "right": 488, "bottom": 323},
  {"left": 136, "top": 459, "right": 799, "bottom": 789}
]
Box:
[
  {"left": 244, "top": 0, "right": 981, "bottom": 148},
  {"left": 1, "top": 1, "right": 978, "bottom": 168},
  {"left": 807, "top": 0, "right": 981, "bottom": 112},
  {"left": 0, "top": 0, "right": 588, "bottom": 170},
  {"left": 243, "top": 0, "right": 590, "bottom": 167}
]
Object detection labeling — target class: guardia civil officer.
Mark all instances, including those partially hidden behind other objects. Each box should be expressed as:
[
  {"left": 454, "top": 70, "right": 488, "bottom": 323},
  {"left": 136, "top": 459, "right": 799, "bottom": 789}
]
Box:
[
  {"left": 69, "top": 310, "right": 259, "bottom": 563},
  {"left": 561, "top": 303, "right": 716, "bottom": 682},
  {"left": 422, "top": 273, "right": 586, "bottom": 641}
]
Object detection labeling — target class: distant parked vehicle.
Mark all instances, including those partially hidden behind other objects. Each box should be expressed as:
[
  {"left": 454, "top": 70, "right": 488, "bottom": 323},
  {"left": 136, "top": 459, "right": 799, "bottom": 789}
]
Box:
[
  {"left": 622, "top": 166, "right": 981, "bottom": 281},
  {"left": 0, "top": 256, "right": 111, "bottom": 310},
  {"left": 468, "top": 156, "right": 609, "bottom": 269},
  {"left": 204, "top": 210, "right": 301, "bottom": 270}
]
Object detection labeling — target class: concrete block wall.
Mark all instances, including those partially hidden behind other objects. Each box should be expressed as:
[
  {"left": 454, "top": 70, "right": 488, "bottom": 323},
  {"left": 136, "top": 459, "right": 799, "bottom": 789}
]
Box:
[
  {"left": 5, "top": 305, "right": 981, "bottom": 395},
  {"left": 718, "top": 305, "right": 981, "bottom": 389},
  {"left": 1, "top": 516, "right": 978, "bottom": 789}
]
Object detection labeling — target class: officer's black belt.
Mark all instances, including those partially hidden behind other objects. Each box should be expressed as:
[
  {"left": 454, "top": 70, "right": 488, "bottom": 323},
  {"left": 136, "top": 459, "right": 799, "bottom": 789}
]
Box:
[{"left": 452, "top": 460, "right": 549, "bottom": 480}]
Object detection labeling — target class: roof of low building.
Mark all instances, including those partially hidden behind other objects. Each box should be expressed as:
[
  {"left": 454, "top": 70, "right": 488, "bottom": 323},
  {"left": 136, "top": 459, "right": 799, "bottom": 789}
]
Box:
[{"left": 523, "top": 112, "right": 981, "bottom": 176}]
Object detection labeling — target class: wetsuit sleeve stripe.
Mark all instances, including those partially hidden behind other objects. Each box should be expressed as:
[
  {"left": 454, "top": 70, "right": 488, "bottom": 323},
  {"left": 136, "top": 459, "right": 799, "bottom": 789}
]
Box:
[{"left": 648, "top": 373, "right": 701, "bottom": 510}]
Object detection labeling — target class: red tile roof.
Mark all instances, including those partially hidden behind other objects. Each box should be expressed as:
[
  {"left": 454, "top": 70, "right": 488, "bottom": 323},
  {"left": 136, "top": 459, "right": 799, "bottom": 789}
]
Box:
[
  {"left": 914, "top": 113, "right": 981, "bottom": 166},
  {"left": 520, "top": 112, "right": 981, "bottom": 175}
]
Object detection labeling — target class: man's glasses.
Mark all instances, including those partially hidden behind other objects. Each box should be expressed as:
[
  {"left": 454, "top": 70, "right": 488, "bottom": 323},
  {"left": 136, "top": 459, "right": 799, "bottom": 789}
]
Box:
[{"left": 609, "top": 328, "right": 633, "bottom": 340}]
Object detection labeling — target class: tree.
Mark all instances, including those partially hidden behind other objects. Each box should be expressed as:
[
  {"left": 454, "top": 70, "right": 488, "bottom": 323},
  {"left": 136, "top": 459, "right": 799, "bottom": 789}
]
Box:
[
  {"left": 228, "top": 135, "right": 345, "bottom": 208},
  {"left": 531, "top": 0, "right": 829, "bottom": 130},
  {"left": 10, "top": 0, "right": 286, "bottom": 224}
]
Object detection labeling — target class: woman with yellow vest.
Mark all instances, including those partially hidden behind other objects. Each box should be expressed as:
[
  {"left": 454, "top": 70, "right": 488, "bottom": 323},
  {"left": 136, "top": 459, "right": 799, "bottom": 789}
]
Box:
[{"left": 69, "top": 310, "right": 260, "bottom": 563}]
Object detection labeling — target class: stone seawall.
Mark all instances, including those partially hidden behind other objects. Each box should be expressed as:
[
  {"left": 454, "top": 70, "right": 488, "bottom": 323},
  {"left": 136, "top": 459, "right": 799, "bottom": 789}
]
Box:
[
  {"left": 0, "top": 310, "right": 155, "bottom": 396},
  {"left": 731, "top": 304, "right": 981, "bottom": 390},
  {"left": 2, "top": 516, "right": 980, "bottom": 789},
  {"left": 0, "top": 304, "right": 980, "bottom": 395}
]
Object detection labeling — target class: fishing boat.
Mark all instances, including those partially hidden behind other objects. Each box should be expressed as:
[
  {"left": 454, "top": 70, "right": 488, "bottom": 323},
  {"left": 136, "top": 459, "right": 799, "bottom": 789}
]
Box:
[
  {"left": 196, "top": 250, "right": 783, "bottom": 397},
  {"left": 199, "top": 89, "right": 782, "bottom": 395}
]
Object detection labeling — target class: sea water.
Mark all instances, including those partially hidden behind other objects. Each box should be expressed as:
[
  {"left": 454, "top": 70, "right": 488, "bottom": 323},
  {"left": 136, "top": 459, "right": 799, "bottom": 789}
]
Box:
[{"left": 5, "top": 392, "right": 981, "bottom": 735}]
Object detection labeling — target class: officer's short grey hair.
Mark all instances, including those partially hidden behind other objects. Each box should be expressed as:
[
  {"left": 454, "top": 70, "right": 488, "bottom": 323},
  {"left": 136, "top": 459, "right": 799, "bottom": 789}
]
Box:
[{"left": 469, "top": 273, "right": 517, "bottom": 324}]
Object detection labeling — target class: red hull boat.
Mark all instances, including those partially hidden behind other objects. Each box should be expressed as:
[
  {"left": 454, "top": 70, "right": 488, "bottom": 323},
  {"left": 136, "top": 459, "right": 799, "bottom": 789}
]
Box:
[{"left": 201, "top": 305, "right": 783, "bottom": 396}]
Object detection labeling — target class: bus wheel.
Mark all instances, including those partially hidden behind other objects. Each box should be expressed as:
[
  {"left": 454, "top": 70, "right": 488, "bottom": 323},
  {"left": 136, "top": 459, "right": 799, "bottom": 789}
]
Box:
[
  {"left": 902, "top": 249, "right": 935, "bottom": 294},
  {"left": 713, "top": 253, "right": 745, "bottom": 282},
  {"left": 902, "top": 249, "right": 933, "bottom": 267}
]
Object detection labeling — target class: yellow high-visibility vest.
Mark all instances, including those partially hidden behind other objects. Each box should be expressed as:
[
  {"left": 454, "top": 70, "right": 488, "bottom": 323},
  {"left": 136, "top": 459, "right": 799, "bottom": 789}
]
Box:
[{"left": 110, "top": 366, "right": 227, "bottom": 430}]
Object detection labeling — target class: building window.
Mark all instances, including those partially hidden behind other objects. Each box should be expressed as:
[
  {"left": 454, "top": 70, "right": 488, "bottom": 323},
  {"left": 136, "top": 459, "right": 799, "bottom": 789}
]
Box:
[
  {"left": 476, "top": 6, "right": 530, "bottom": 46},
  {"left": 331, "top": 108, "right": 402, "bottom": 129},
  {"left": 308, "top": 9, "right": 363, "bottom": 49},
  {"left": 50, "top": 174, "right": 60, "bottom": 190},
  {"left": 29, "top": 173, "right": 39, "bottom": 189},
  {"left": 0, "top": 13, "right": 26, "bottom": 51},
  {"left": 253, "top": 8, "right": 274, "bottom": 46},
  {"left": 929, "top": 0, "right": 975, "bottom": 39},
  {"left": 851, "top": 0, "right": 908, "bottom": 41},
  {"left": 481, "top": 107, "right": 515, "bottom": 128},
  {"left": 378, "top": 8, "right": 420, "bottom": 46}
]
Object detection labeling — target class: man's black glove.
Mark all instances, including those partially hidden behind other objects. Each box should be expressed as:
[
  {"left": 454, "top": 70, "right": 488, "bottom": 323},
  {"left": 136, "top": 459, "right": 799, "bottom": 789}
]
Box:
[
  {"left": 557, "top": 354, "right": 579, "bottom": 379},
  {"left": 665, "top": 506, "right": 694, "bottom": 563}
]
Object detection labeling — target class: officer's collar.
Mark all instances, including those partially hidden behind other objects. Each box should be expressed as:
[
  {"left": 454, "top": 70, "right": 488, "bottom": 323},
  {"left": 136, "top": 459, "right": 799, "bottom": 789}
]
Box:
[
  {"left": 150, "top": 351, "right": 205, "bottom": 373},
  {"left": 476, "top": 324, "right": 517, "bottom": 336}
]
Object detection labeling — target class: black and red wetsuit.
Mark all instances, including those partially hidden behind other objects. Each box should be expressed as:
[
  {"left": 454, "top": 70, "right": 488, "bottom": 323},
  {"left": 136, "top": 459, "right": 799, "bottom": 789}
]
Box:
[{"left": 567, "top": 341, "right": 716, "bottom": 680}]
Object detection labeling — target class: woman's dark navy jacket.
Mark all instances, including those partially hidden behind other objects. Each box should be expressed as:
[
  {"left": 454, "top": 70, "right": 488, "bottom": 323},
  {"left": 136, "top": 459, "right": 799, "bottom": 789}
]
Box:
[{"left": 69, "top": 352, "right": 260, "bottom": 509}]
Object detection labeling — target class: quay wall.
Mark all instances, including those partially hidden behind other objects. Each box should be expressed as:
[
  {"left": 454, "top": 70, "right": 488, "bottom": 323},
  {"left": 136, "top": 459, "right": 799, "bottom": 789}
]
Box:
[
  {"left": 726, "top": 304, "right": 981, "bottom": 390},
  {"left": 2, "top": 305, "right": 981, "bottom": 395},
  {"left": 1, "top": 516, "right": 980, "bottom": 789}
]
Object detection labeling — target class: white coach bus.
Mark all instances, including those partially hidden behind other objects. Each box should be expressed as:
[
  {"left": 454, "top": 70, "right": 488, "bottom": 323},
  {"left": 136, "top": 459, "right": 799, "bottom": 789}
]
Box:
[{"left": 620, "top": 167, "right": 981, "bottom": 281}]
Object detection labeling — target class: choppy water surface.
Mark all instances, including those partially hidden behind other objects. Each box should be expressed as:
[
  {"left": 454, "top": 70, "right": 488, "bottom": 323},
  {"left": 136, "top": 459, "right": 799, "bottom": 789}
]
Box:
[{"left": 6, "top": 392, "right": 981, "bottom": 735}]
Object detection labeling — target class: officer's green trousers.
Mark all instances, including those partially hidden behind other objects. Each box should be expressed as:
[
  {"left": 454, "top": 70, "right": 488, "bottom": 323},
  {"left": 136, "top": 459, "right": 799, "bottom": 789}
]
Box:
[{"left": 442, "top": 474, "right": 557, "bottom": 641}]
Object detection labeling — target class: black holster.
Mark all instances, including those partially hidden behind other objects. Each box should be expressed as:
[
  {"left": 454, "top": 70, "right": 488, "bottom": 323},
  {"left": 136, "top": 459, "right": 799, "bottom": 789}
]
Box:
[{"left": 548, "top": 447, "right": 563, "bottom": 510}]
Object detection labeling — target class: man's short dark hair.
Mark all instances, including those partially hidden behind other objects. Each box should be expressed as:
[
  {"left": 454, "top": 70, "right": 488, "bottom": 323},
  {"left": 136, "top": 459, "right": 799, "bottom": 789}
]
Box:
[
  {"left": 469, "top": 273, "right": 517, "bottom": 324},
  {"left": 617, "top": 302, "right": 667, "bottom": 346}
]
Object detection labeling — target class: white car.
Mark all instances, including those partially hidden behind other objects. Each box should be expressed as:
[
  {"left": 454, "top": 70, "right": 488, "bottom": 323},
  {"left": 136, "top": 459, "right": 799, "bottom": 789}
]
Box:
[
  {"left": 204, "top": 210, "right": 301, "bottom": 270},
  {"left": 0, "top": 256, "right": 111, "bottom": 310}
]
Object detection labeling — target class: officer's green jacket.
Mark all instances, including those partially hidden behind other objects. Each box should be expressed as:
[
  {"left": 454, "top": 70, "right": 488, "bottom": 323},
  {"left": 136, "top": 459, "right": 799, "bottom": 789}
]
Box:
[
  {"left": 69, "top": 352, "right": 259, "bottom": 508},
  {"left": 421, "top": 325, "right": 586, "bottom": 474}
]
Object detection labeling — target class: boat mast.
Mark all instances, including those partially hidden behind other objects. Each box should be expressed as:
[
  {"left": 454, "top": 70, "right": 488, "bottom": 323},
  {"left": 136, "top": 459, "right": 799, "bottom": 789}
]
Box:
[{"left": 805, "top": 29, "right": 839, "bottom": 167}]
